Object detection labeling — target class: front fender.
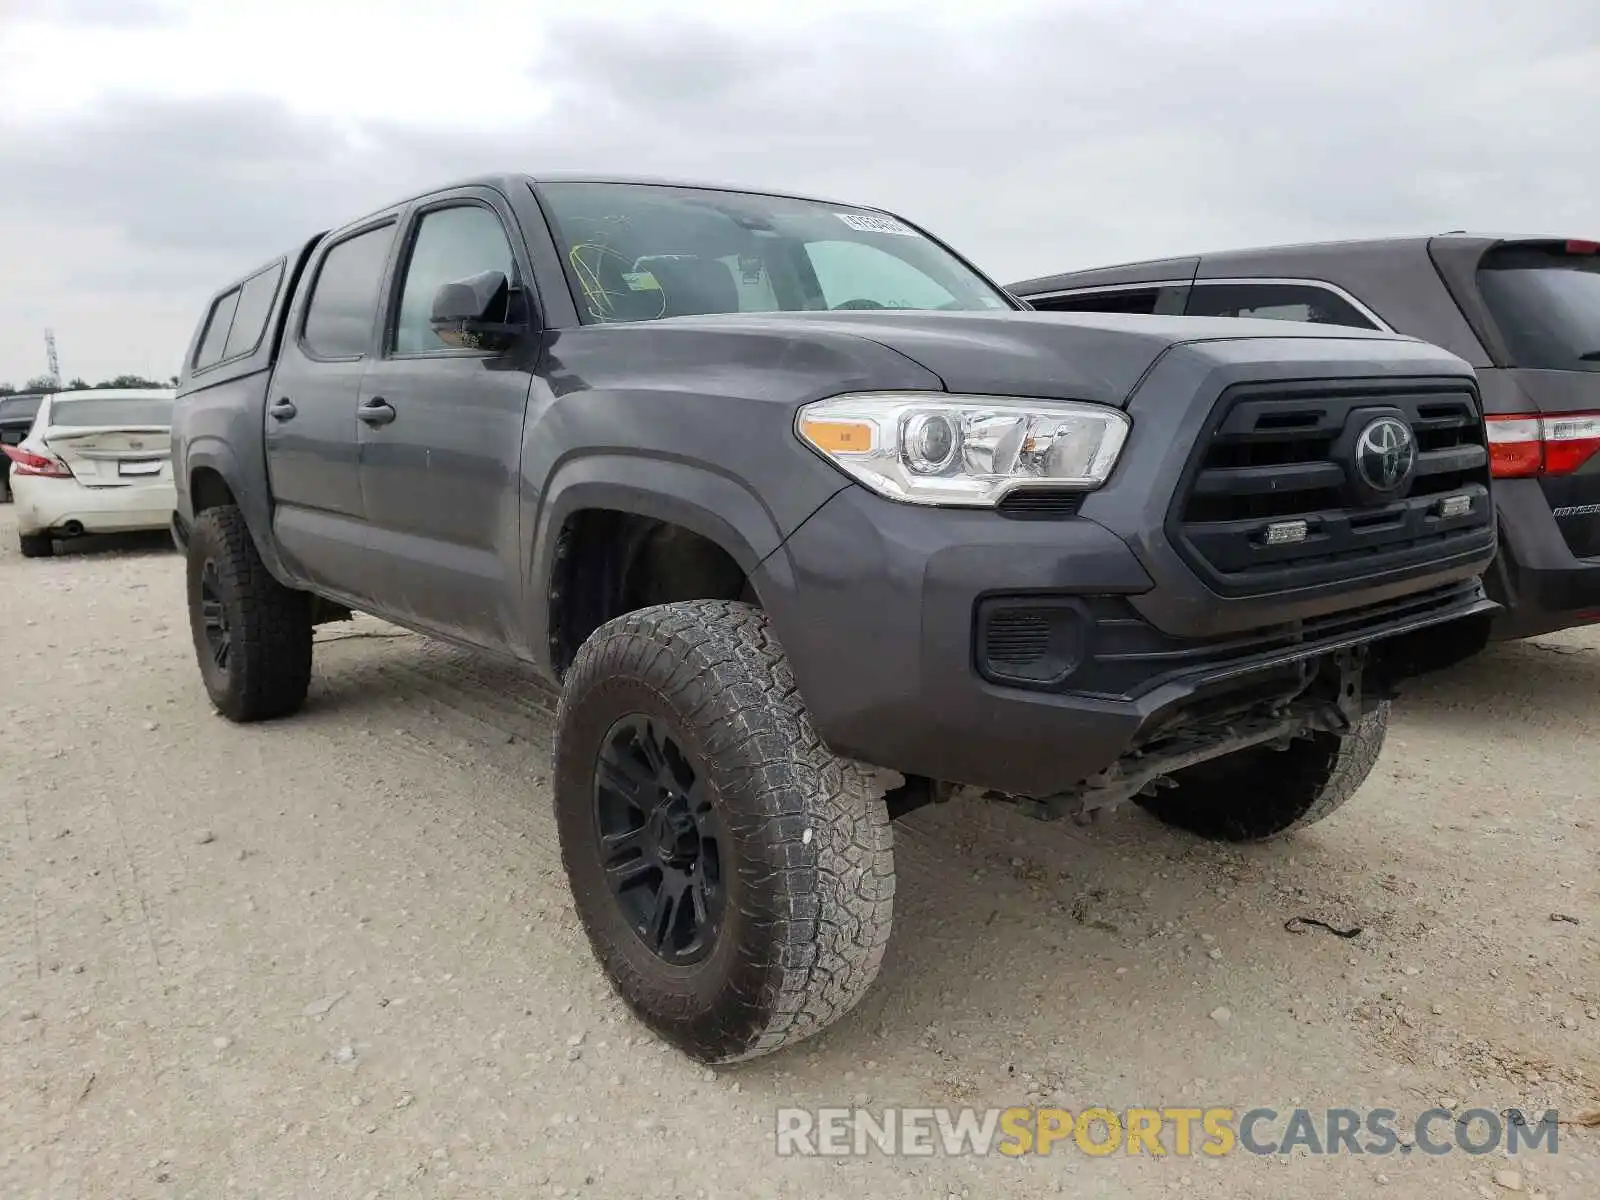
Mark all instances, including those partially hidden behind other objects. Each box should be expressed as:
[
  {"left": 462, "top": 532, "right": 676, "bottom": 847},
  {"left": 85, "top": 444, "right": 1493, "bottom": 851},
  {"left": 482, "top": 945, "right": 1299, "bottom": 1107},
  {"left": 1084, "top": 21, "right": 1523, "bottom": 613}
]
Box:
[{"left": 522, "top": 451, "right": 843, "bottom": 671}]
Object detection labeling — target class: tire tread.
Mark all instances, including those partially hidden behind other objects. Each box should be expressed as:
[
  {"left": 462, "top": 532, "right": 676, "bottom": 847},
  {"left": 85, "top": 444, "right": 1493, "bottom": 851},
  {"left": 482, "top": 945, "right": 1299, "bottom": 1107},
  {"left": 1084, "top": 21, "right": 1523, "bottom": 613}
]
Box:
[
  {"left": 1136, "top": 703, "right": 1389, "bottom": 842},
  {"left": 555, "top": 599, "right": 895, "bottom": 1063},
  {"left": 187, "top": 505, "right": 312, "bottom": 722}
]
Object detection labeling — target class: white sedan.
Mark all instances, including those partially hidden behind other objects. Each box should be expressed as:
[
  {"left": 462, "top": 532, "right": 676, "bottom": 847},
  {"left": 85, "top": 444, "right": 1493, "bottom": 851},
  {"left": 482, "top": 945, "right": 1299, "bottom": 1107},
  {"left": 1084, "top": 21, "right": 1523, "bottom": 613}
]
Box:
[{"left": 4, "top": 388, "right": 177, "bottom": 558}]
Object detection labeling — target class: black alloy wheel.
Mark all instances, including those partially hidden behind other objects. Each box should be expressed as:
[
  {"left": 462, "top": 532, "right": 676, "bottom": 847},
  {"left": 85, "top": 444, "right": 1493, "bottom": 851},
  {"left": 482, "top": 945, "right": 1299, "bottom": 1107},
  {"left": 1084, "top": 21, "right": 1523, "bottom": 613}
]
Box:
[
  {"left": 199, "top": 559, "right": 232, "bottom": 672},
  {"left": 553, "top": 599, "right": 896, "bottom": 1063},
  {"left": 184, "top": 504, "right": 313, "bottom": 722},
  {"left": 594, "top": 714, "right": 726, "bottom": 965}
]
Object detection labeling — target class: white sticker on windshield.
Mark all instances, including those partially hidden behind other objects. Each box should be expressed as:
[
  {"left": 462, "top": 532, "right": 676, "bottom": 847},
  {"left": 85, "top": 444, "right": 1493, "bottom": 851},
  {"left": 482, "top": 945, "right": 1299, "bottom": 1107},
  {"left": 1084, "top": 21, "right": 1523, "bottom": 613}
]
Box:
[
  {"left": 621, "top": 271, "right": 660, "bottom": 291},
  {"left": 835, "top": 211, "right": 919, "bottom": 237}
]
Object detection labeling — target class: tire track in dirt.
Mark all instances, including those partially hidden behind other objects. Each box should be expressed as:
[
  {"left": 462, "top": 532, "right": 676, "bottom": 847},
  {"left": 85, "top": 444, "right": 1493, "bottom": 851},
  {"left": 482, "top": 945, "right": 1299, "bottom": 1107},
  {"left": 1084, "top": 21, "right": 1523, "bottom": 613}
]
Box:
[
  {"left": 317, "top": 627, "right": 1029, "bottom": 946},
  {"left": 4, "top": 507, "right": 1596, "bottom": 1199},
  {"left": 20, "top": 791, "right": 42, "bottom": 982}
]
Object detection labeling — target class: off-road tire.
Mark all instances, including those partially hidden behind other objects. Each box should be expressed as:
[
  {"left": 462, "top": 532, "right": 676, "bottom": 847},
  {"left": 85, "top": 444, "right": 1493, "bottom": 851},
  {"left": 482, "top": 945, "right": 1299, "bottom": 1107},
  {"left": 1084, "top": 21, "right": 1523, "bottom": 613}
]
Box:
[
  {"left": 553, "top": 599, "right": 895, "bottom": 1064},
  {"left": 18, "top": 532, "right": 53, "bottom": 558},
  {"left": 186, "top": 504, "right": 313, "bottom": 722},
  {"left": 1135, "top": 703, "right": 1390, "bottom": 842}
]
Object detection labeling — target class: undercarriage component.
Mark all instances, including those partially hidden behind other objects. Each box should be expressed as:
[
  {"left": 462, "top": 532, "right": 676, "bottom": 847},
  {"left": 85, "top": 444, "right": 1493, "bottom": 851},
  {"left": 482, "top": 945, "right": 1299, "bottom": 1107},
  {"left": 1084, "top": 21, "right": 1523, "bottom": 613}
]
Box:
[
  {"left": 884, "top": 774, "right": 955, "bottom": 820},
  {"left": 310, "top": 596, "right": 354, "bottom": 627},
  {"left": 998, "top": 646, "right": 1383, "bottom": 822}
]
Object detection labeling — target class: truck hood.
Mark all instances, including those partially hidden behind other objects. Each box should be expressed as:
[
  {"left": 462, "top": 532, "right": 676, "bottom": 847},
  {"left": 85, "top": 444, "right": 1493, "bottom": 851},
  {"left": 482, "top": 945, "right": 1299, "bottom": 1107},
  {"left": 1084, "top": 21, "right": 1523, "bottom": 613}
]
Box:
[{"left": 660, "top": 309, "right": 1413, "bottom": 408}]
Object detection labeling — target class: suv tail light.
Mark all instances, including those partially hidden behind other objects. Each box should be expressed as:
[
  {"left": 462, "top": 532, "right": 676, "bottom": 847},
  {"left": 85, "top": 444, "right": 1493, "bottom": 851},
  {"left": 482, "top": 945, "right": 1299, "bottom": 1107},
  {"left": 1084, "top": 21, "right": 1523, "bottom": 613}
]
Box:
[
  {"left": 1486, "top": 413, "right": 1600, "bottom": 478},
  {"left": 2, "top": 444, "right": 72, "bottom": 478}
]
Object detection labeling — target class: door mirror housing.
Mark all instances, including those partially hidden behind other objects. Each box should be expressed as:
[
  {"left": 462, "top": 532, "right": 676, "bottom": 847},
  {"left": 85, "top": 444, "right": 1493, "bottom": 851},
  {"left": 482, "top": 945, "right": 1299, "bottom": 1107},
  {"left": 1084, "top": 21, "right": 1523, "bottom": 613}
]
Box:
[{"left": 428, "top": 270, "right": 527, "bottom": 351}]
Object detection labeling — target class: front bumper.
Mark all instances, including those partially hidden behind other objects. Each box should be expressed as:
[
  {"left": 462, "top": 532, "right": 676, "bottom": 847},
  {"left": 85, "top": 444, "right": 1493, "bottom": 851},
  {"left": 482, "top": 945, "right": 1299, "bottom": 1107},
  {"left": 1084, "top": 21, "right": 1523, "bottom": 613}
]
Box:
[
  {"left": 757, "top": 484, "right": 1495, "bottom": 799},
  {"left": 1486, "top": 478, "right": 1600, "bottom": 640},
  {"left": 755, "top": 342, "right": 1500, "bottom": 799}
]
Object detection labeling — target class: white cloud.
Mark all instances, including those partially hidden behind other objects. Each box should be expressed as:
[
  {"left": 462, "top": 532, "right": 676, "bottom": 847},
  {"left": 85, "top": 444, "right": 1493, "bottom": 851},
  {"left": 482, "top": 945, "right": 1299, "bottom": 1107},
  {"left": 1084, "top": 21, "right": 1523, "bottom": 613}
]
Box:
[{"left": 0, "top": 0, "right": 1596, "bottom": 382}]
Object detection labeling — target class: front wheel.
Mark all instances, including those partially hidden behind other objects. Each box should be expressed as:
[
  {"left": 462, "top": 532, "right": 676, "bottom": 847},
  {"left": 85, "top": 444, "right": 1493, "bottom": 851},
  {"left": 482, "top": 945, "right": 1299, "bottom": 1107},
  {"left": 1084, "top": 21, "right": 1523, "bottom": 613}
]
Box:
[
  {"left": 185, "top": 505, "right": 313, "bottom": 722},
  {"left": 1135, "top": 703, "right": 1390, "bottom": 842},
  {"left": 553, "top": 600, "right": 896, "bottom": 1063}
]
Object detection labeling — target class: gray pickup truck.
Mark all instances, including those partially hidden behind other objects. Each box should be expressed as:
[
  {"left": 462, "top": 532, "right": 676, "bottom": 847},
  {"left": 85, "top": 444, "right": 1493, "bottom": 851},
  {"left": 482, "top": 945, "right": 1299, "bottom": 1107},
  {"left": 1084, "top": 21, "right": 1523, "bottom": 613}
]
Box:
[{"left": 170, "top": 173, "right": 1497, "bottom": 1063}]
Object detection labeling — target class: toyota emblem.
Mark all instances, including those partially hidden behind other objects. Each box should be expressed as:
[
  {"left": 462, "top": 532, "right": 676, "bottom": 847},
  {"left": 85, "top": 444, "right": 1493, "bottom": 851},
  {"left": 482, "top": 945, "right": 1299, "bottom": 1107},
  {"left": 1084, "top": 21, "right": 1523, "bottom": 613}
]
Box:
[{"left": 1354, "top": 416, "right": 1416, "bottom": 493}]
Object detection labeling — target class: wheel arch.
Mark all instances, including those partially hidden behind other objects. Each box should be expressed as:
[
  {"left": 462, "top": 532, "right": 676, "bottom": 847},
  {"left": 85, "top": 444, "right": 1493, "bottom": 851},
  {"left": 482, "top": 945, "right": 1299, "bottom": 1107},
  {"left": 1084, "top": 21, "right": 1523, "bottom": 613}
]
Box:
[
  {"left": 529, "top": 454, "right": 802, "bottom": 678},
  {"left": 182, "top": 438, "right": 292, "bottom": 583}
]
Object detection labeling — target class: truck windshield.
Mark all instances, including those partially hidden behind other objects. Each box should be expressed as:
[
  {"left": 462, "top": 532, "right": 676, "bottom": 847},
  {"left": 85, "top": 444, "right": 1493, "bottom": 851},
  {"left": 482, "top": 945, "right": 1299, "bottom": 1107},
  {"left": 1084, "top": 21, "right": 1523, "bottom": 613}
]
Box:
[
  {"left": 1476, "top": 244, "right": 1600, "bottom": 373},
  {"left": 535, "top": 181, "right": 1014, "bottom": 323}
]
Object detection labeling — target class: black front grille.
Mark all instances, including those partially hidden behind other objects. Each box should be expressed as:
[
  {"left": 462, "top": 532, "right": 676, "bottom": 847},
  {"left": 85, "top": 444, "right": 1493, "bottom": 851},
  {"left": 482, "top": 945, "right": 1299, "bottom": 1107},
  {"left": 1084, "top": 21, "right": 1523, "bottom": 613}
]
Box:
[{"left": 1169, "top": 379, "right": 1494, "bottom": 595}]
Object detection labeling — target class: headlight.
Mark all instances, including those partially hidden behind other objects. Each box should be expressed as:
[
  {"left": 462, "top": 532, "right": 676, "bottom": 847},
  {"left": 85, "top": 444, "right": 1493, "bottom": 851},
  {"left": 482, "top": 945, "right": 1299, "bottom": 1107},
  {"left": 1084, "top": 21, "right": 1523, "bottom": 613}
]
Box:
[{"left": 796, "top": 392, "right": 1130, "bottom": 507}]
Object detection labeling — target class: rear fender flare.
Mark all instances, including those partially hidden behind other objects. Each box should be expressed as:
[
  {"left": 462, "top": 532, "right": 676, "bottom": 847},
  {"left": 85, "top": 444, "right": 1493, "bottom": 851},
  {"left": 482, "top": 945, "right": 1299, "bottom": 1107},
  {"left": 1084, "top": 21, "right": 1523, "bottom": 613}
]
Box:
[{"left": 182, "top": 438, "right": 293, "bottom": 584}]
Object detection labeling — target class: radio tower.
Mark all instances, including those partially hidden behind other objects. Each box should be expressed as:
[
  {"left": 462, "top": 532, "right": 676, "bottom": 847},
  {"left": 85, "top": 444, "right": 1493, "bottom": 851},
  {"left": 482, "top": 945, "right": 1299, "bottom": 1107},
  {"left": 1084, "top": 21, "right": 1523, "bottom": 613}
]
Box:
[{"left": 44, "top": 329, "right": 61, "bottom": 389}]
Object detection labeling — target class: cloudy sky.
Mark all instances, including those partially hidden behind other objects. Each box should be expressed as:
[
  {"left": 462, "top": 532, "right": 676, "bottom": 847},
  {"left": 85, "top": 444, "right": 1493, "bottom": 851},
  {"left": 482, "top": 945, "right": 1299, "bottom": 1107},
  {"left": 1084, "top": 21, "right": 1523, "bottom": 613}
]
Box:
[{"left": 0, "top": 0, "right": 1595, "bottom": 385}]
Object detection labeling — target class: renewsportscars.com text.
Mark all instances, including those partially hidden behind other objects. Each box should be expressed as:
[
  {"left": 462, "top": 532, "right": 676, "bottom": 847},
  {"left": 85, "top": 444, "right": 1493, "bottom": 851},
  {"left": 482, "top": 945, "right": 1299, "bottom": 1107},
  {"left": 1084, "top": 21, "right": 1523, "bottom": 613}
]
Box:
[{"left": 774, "top": 1106, "right": 1563, "bottom": 1158}]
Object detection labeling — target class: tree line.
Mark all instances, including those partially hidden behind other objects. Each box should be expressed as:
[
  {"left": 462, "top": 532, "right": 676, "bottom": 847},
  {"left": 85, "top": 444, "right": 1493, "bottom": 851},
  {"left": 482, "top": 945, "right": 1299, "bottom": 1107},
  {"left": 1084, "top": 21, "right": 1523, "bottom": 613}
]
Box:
[{"left": 0, "top": 374, "right": 179, "bottom": 396}]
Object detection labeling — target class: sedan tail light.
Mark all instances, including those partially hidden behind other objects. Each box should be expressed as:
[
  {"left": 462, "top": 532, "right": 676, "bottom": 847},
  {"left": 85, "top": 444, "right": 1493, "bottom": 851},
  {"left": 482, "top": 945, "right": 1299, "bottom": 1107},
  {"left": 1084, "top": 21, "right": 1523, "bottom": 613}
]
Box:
[
  {"left": 1485, "top": 413, "right": 1600, "bottom": 478},
  {"left": 1, "top": 444, "right": 73, "bottom": 478}
]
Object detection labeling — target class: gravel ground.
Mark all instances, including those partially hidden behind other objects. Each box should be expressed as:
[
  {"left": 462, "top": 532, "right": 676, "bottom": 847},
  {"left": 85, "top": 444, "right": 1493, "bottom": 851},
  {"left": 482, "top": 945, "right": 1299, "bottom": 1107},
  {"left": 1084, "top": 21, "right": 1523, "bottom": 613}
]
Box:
[{"left": 0, "top": 505, "right": 1595, "bottom": 1199}]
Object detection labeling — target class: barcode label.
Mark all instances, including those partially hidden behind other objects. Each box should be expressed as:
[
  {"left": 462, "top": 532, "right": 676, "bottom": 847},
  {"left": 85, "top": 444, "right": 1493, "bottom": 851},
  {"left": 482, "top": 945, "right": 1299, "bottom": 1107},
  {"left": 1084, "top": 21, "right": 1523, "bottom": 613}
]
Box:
[{"left": 835, "top": 212, "right": 918, "bottom": 236}]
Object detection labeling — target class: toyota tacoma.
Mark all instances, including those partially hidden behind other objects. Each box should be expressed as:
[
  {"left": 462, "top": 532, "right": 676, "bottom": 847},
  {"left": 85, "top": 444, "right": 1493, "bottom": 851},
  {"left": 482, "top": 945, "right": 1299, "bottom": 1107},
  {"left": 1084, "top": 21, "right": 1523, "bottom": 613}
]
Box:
[{"left": 170, "top": 173, "right": 1497, "bottom": 1064}]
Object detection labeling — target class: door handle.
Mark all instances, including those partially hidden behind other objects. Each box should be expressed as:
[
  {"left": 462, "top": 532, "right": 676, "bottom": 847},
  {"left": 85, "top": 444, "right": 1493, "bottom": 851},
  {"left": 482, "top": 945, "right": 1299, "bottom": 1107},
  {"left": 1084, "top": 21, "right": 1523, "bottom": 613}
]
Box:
[
  {"left": 358, "top": 397, "right": 397, "bottom": 427},
  {"left": 269, "top": 398, "right": 298, "bottom": 421}
]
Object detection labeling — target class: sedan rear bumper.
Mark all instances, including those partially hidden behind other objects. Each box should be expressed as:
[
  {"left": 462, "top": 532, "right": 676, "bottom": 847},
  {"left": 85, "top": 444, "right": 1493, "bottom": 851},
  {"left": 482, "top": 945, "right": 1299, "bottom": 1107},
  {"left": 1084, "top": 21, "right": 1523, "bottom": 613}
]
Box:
[{"left": 12, "top": 474, "right": 176, "bottom": 537}]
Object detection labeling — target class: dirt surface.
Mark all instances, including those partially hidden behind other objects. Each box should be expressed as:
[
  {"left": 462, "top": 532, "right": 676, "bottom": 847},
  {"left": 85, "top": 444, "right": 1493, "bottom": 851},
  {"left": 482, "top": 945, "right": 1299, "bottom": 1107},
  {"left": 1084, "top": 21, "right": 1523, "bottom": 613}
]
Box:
[{"left": 1, "top": 505, "right": 1595, "bottom": 1199}]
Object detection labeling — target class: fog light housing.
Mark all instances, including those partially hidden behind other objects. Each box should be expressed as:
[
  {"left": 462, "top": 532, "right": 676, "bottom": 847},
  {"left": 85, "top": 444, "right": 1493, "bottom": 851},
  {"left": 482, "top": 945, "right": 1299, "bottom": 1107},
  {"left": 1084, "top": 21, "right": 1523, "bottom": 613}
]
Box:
[{"left": 974, "top": 597, "right": 1090, "bottom": 688}]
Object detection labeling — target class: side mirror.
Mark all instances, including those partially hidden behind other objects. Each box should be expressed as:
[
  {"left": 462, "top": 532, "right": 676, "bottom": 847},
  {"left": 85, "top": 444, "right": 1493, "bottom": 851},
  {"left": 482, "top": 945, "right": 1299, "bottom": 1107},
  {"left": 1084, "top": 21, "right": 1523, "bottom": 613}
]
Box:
[{"left": 428, "top": 270, "right": 526, "bottom": 351}]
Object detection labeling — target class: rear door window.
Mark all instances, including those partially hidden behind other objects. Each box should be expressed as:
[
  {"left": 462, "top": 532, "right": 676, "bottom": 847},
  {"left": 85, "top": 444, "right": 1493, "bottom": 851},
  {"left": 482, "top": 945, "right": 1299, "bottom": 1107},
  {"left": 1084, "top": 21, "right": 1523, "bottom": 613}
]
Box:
[
  {"left": 194, "top": 289, "right": 240, "bottom": 369},
  {"left": 222, "top": 262, "right": 285, "bottom": 361},
  {"left": 301, "top": 223, "right": 396, "bottom": 359},
  {"left": 1186, "top": 282, "right": 1379, "bottom": 329},
  {"left": 1476, "top": 244, "right": 1600, "bottom": 373}
]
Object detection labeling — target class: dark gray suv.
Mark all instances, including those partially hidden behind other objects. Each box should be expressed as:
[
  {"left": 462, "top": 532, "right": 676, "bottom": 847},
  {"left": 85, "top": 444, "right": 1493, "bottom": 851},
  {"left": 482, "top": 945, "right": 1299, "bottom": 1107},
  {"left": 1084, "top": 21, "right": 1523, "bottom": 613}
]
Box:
[{"left": 1009, "top": 236, "right": 1600, "bottom": 641}]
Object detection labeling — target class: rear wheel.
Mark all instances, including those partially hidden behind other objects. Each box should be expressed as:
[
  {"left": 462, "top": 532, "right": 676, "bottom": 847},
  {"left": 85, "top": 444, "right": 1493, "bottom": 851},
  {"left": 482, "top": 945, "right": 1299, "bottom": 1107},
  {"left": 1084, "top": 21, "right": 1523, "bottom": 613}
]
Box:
[
  {"left": 553, "top": 600, "right": 895, "bottom": 1063},
  {"left": 1135, "top": 704, "right": 1390, "bottom": 842},
  {"left": 186, "top": 504, "right": 313, "bottom": 722},
  {"left": 18, "top": 532, "right": 52, "bottom": 558}
]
